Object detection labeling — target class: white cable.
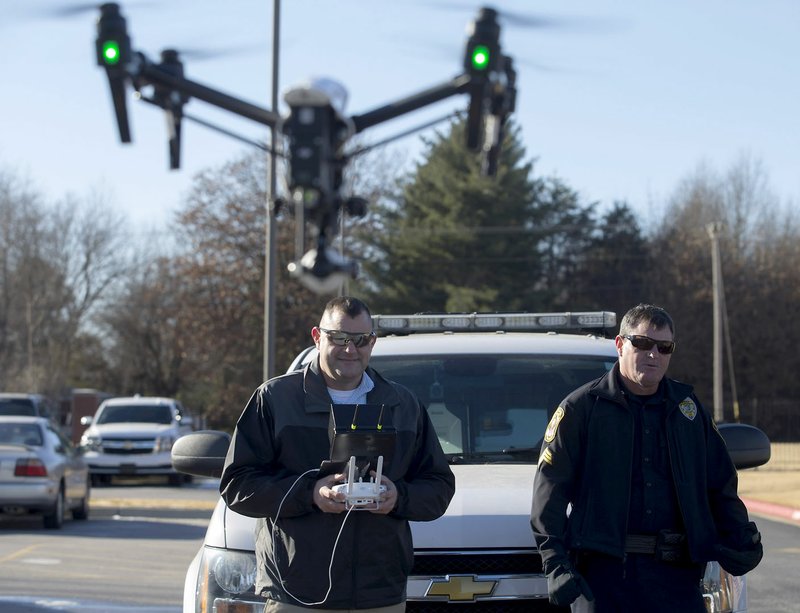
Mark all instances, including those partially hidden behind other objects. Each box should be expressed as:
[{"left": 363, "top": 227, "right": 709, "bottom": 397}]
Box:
[{"left": 269, "top": 468, "right": 355, "bottom": 607}]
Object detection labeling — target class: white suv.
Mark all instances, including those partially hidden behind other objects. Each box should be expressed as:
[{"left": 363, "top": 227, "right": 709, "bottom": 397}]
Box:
[
  {"left": 80, "top": 396, "right": 192, "bottom": 485},
  {"left": 172, "top": 312, "right": 771, "bottom": 612},
  {"left": 0, "top": 393, "right": 57, "bottom": 420}
]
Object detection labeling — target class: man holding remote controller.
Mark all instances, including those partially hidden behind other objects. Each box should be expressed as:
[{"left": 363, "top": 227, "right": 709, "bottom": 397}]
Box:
[{"left": 220, "top": 296, "right": 455, "bottom": 613}]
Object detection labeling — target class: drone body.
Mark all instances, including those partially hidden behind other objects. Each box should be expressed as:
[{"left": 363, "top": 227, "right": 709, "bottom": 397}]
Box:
[{"left": 95, "top": 3, "right": 516, "bottom": 293}]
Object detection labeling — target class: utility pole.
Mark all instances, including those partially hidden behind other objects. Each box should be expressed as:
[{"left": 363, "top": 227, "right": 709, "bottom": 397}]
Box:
[
  {"left": 706, "top": 222, "right": 724, "bottom": 423},
  {"left": 263, "top": 0, "right": 280, "bottom": 381}
]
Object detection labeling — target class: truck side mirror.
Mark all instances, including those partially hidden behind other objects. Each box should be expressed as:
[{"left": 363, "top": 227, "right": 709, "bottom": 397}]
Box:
[
  {"left": 717, "top": 423, "right": 771, "bottom": 470},
  {"left": 171, "top": 430, "right": 230, "bottom": 478}
]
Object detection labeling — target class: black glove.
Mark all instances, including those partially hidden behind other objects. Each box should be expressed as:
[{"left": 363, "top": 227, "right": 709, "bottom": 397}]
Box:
[
  {"left": 714, "top": 522, "right": 764, "bottom": 576},
  {"left": 547, "top": 562, "right": 594, "bottom": 607}
]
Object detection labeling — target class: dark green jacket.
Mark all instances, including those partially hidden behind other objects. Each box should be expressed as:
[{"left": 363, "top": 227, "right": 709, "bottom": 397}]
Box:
[{"left": 220, "top": 358, "right": 455, "bottom": 608}]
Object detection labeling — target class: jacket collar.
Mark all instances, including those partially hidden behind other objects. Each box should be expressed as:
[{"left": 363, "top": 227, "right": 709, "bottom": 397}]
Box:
[
  {"left": 302, "top": 357, "right": 402, "bottom": 413},
  {"left": 591, "top": 362, "right": 694, "bottom": 408}
]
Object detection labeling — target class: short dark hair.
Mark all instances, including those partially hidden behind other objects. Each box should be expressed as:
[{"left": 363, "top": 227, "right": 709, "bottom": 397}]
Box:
[
  {"left": 321, "top": 296, "right": 372, "bottom": 323},
  {"left": 619, "top": 303, "right": 675, "bottom": 337}
]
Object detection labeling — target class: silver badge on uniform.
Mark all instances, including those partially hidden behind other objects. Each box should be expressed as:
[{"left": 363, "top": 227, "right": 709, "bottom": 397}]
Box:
[{"left": 679, "top": 398, "right": 697, "bottom": 421}]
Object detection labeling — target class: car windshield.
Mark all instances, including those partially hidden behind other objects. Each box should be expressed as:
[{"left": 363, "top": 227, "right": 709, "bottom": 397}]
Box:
[
  {"left": 370, "top": 354, "right": 614, "bottom": 463},
  {"left": 0, "top": 423, "right": 43, "bottom": 446},
  {"left": 96, "top": 404, "right": 173, "bottom": 425},
  {"left": 0, "top": 399, "right": 36, "bottom": 416}
]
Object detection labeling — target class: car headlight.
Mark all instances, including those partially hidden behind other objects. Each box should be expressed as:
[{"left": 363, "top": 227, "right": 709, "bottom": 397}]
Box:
[
  {"left": 154, "top": 434, "right": 177, "bottom": 453},
  {"left": 194, "top": 546, "right": 263, "bottom": 613},
  {"left": 702, "top": 561, "right": 744, "bottom": 613},
  {"left": 212, "top": 550, "right": 257, "bottom": 594},
  {"left": 80, "top": 434, "right": 103, "bottom": 452}
]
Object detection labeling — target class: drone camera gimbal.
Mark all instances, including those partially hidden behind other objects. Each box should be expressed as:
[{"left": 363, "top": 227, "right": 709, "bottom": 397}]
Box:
[{"left": 95, "top": 3, "right": 517, "bottom": 293}]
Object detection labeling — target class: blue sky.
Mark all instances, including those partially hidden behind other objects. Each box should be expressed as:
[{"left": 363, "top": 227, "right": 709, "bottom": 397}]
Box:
[{"left": 2, "top": 0, "right": 798, "bottom": 232}]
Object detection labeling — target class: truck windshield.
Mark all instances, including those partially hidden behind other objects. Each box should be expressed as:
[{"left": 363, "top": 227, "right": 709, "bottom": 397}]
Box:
[
  {"left": 0, "top": 399, "right": 36, "bottom": 416},
  {"left": 370, "top": 354, "right": 614, "bottom": 462},
  {"left": 96, "top": 405, "right": 173, "bottom": 425}
]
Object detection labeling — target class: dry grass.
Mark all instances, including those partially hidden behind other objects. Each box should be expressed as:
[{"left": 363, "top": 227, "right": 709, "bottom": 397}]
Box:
[
  {"left": 737, "top": 442, "right": 800, "bottom": 509},
  {"left": 760, "top": 442, "right": 800, "bottom": 470}
]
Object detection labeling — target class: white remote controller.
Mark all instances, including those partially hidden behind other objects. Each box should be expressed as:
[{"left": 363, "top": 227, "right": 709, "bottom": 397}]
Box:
[
  {"left": 331, "top": 455, "right": 387, "bottom": 509},
  {"left": 332, "top": 481, "right": 388, "bottom": 507}
]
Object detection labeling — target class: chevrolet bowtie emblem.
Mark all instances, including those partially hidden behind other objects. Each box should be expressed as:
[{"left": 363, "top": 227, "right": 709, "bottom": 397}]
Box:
[{"left": 425, "top": 575, "right": 497, "bottom": 601}]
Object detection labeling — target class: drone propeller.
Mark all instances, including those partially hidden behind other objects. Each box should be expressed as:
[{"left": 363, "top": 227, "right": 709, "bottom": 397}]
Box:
[
  {"left": 158, "top": 44, "right": 265, "bottom": 63},
  {"left": 426, "top": 1, "right": 618, "bottom": 33},
  {"left": 43, "top": 3, "right": 103, "bottom": 18},
  {"left": 27, "top": 1, "right": 158, "bottom": 20},
  {"left": 425, "top": 1, "right": 576, "bottom": 29}
]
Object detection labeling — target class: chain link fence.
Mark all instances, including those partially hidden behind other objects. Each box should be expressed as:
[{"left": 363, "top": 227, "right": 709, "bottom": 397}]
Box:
[{"left": 736, "top": 398, "right": 800, "bottom": 470}]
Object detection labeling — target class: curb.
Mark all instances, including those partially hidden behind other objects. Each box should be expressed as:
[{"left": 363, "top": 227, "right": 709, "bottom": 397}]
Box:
[
  {"left": 90, "top": 498, "right": 217, "bottom": 511},
  {"left": 89, "top": 497, "right": 800, "bottom": 524},
  {"left": 742, "top": 497, "right": 800, "bottom": 524}
]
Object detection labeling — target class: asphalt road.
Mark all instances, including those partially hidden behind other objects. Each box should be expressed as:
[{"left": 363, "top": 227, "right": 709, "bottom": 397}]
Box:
[
  {"left": 0, "top": 477, "right": 219, "bottom": 613},
  {"left": 745, "top": 517, "right": 800, "bottom": 613},
  {"left": 2, "top": 476, "right": 798, "bottom": 612}
]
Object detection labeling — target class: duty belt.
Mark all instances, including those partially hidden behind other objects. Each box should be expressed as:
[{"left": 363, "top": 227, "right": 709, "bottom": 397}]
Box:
[
  {"left": 625, "top": 531, "right": 688, "bottom": 563},
  {"left": 625, "top": 534, "right": 659, "bottom": 554}
]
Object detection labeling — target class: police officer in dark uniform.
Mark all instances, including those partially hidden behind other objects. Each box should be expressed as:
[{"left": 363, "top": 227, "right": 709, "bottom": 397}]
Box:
[{"left": 530, "top": 303, "right": 763, "bottom": 612}]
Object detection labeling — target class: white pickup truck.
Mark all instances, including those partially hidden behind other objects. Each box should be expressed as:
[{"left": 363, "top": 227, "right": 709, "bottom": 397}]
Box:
[
  {"left": 172, "top": 312, "right": 771, "bottom": 613},
  {"left": 80, "top": 395, "right": 193, "bottom": 485}
]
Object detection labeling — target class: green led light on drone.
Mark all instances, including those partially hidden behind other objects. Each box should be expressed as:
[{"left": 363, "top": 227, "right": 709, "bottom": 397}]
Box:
[
  {"left": 102, "top": 40, "right": 121, "bottom": 65},
  {"left": 471, "top": 45, "right": 490, "bottom": 70}
]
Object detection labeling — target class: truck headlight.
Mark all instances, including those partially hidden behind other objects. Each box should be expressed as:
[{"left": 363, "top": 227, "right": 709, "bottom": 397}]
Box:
[
  {"left": 80, "top": 434, "right": 103, "bottom": 452},
  {"left": 194, "top": 547, "right": 263, "bottom": 613},
  {"left": 154, "top": 434, "right": 176, "bottom": 453},
  {"left": 212, "top": 550, "right": 257, "bottom": 594},
  {"left": 702, "top": 561, "right": 743, "bottom": 613}
]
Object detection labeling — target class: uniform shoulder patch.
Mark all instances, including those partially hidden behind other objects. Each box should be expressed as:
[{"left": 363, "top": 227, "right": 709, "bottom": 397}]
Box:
[
  {"left": 544, "top": 406, "right": 565, "bottom": 443},
  {"left": 679, "top": 397, "right": 697, "bottom": 421}
]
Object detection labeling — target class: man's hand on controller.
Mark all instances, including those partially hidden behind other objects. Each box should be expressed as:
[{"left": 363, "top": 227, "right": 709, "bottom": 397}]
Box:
[
  {"left": 369, "top": 473, "right": 397, "bottom": 515},
  {"left": 314, "top": 472, "right": 348, "bottom": 514},
  {"left": 315, "top": 472, "right": 397, "bottom": 514}
]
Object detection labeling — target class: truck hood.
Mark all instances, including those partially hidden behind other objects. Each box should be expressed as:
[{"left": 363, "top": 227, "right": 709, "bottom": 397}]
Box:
[
  {"left": 209, "top": 463, "right": 539, "bottom": 552},
  {"left": 413, "top": 463, "right": 538, "bottom": 549}
]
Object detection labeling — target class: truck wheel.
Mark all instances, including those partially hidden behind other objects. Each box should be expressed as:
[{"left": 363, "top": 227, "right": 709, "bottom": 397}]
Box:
[{"left": 168, "top": 473, "right": 184, "bottom": 487}]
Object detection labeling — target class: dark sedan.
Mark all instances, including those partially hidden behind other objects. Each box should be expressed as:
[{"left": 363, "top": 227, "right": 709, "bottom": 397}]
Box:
[{"left": 0, "top": 416, "right": 90, "bottom": 528}]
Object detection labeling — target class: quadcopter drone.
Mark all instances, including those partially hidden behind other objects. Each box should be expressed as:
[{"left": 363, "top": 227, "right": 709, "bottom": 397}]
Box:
[{"left": 95, "top": 3, "right": 517, "bottom": 293}]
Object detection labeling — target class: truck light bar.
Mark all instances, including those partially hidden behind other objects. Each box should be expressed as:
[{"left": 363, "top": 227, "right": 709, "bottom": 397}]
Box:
[{"left": 372, "top": 311, "right": 616, "bottom": 334}]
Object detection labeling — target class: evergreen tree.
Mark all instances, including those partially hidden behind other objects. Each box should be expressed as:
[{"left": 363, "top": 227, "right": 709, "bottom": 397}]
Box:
[
  {"left": 356, "top": 118, "right": 600, "bottom": 314},
  {"left": 570, "top": 201, "right": 651, "bottom": 315}
]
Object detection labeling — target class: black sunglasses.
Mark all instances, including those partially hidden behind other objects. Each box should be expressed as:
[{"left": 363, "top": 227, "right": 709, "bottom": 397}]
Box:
[
  {"left": 623, "top": 334, "right": 676, "bottom": 355},
  {"left": 318, "top": 327, "right": 376, "bottom": 348}
]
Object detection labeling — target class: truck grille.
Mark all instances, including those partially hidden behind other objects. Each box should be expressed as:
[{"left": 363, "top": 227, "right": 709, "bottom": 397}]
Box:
[
  {"left": 412, "top": 551, "right": 543, "bottom": 576},
  {"left": 407, "top": 600, "right": 561, "bottom": 612},
  {"left": 408, "top": 551, "right": 554, "bottom": 611},
  {"left": 101, "top": 439, "right": 156, "bottom": 454}
]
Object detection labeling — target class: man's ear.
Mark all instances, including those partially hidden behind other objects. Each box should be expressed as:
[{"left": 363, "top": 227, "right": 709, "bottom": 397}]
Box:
[
  {"left": 614, "top": 335, "right": 624, "bottom": 356},
  {"left": 311, "top": 326, "right": 322, "bottom": 345}
]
